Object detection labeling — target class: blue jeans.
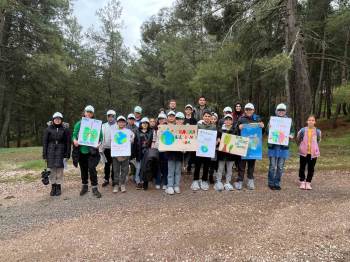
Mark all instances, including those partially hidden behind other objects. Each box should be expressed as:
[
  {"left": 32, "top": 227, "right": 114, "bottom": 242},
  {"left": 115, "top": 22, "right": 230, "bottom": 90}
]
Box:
[
  {"left": 155, "top": 152, "right": 168, "bottom": 186},
  {"left": 268, "top": 157, "right": 286, "bottom": 187},
  {"left": 167, "top": 160, "right": 182, "bottom": 188},
  {"left": 135, "top": 161, "right": 141, "bottom": 184}
]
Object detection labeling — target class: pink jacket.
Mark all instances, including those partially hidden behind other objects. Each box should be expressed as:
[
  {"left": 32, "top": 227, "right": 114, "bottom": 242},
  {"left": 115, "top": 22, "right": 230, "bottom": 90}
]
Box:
[{"left": 297, "top": 127, "right": 321, "bottom": 159}]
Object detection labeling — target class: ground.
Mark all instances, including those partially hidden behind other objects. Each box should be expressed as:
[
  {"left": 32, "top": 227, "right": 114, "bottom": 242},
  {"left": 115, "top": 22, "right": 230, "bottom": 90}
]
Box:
[{"left": 0, "top": 119, "right": 350, "bottom": 261}]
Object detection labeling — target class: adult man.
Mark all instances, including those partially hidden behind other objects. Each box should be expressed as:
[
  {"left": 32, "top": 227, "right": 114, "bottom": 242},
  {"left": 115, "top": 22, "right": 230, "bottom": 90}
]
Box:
[
  {"left": 193, "top": 96, "right": 211, "bottom": 121},
  {"left": 165, "top": 99, "right": 177, "bottom": 114}
]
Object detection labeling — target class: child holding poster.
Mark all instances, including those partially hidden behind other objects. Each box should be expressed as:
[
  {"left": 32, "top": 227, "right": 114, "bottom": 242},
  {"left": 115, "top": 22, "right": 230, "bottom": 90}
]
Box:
[
  {"left": 267, "top": 103, "right": 294, "bottom": 190},
  {"left": 112, "top": 116, "right": 134, "bottom": 193},
  {"left": 215, "top": 114, "right": 237, "bottom": 191},
  {"left": 297, "top": 115, "right": 321, "bottom": 190},
  {"left": 165, "top": 112, "right": 186, "bottom": 195},
  {"left": 234, "top": 103, "right": 264, "bottom": 190}
]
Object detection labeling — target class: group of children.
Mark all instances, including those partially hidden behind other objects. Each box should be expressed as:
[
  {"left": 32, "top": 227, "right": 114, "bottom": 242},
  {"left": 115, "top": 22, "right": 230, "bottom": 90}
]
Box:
[{"left": 43, "top": 97, "right": 321, "bottom": 198}]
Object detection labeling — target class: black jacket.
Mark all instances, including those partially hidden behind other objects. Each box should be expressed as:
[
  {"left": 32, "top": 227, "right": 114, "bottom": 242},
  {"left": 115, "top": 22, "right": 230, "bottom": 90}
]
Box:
[
  {"left": 134, "top": 128, "right": 153, "bottom": 161},
  {"left": 43, "top": 123, "right": 71, "bottom": 168}
]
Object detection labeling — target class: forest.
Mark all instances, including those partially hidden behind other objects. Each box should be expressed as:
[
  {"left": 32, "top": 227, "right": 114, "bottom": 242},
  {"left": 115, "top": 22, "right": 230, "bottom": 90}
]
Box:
[{"left": 0, "top": 0, "right": 349, "bottom": 147}]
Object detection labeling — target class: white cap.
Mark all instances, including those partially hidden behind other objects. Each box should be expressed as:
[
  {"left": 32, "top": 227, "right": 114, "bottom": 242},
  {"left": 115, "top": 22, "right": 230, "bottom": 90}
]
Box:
[
  {"left": 84, "top": 105, "right": 95, "bottom": 113},
  {"left": 276, "top": 103, "right": 287, "bottom": 111},
  {"left": 212, "top": 112, "right": 218, "bottom": 119},
  {"left": 244, "top": 103, "right": 255, "bottom": 110},
  {"left": 175, "top": 112, "right": 185, "bottom": 119},
  {"left": 127, "top": 113, "right": 136, "bottom": 119},
  {"left": 223, "top": 106, "right": 233, "bottom": 113},
  {"left": 106, "top": 109, "right": 116, "bottom": 116},
  {"left": 52, "top": 112, "right": 63, "bottom": 119},
  {"left": 167, "top": 110, "right": 176, "bottom": 116},
  {"left": 141, "top": 117, "right": 149, "bottom": 123},
  {"left": 117, "top": 115, "right": 126, "bottom": 122},
  {"left": 197, "top": 120, "right": 204, "bottom": 124},
  {"left": 158, "top": 113, "right": 167, "bottom": 119},
  {"left": 134, "top": 106, "right": 142, "bottom": 114},
  {"left": 224, "top": 114, "right": 233, "bottom": 119},
  {"left": 185, "top": 104, "right": 193, "bottom": 110}
]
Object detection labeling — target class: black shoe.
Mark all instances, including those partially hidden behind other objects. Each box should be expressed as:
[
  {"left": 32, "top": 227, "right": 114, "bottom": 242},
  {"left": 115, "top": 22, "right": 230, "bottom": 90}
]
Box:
[
  {"left": 50, "top": 184, "right": 56, "bottom": 196},
  {"left": 80, "top": 185, "right": 88, "bottom": 196},
  {"left": 136, "top": 183, "right": 143, "bottom": 190},
  {"left": 143, "top": 183, "right": 148, "bottom": 190},
  {"left": 268, "top": 185, "right": 276, "bottom": 190},
  {"left": 102, "top": 181, "right": 109, "bottom": 187},
  {"left": 209, "top": 175, "right": 215, "bottom": 185},
  {"left": 274, "top": 185, "right": 281, "bottom": 190},
  {"left": 92, "top": 187, "right": 102, "bottom": 198},
  {"left": 55, "top": 184, "right": 61, "bottom": 196}
]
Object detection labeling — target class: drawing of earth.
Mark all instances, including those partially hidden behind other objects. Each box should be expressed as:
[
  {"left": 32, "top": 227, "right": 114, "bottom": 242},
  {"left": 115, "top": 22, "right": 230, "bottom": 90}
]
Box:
[
  {"left": 114, "top": 131, "right": 127, "bottom": 144},
  {"left": 160, "top": 130, "right": 175, "bottom": 145},
  {"left": 82, "top": 127, "right": 98, "bottom": 142},
  {"left": 201, "top": 145, "right": 208, "bottom": 153}
]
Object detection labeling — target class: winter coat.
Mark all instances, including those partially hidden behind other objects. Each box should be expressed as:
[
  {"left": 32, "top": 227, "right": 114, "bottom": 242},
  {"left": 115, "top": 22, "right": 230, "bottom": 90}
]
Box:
[
  {"left": 217, "top": 124, "right": 238, "bottom": 162},
  {"left": 134, "top": 128, "right": 153, "bottom": 161},
  {"left": 43, "top": 122, "right": 71, "bottom": 168},
  {"left": 184, "top": 117, "right": 197, "bottom": 125},
  {"left": 193, "top": 105, "right": 212, "bottom": 121}
]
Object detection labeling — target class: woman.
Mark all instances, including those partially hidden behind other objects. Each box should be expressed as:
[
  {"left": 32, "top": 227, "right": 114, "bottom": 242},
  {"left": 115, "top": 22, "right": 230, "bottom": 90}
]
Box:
[{"left": 43, "top": 112, "right": 71, "bottom": 196}]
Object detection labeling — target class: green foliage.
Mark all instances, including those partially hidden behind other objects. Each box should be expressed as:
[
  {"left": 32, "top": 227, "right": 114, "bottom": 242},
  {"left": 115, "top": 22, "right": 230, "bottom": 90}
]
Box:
[{"left": 333, "top": 84, "right": 350, "bottom": 104}]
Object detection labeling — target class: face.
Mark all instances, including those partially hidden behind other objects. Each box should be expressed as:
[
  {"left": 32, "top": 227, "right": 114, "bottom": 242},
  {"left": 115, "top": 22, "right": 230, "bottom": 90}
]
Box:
[
  {"left": 53, "top": 118, "right": 62, "bottom": 125},
  {"left": 277, "top": 110, "right": 286, "bottom": 117},
  {"left": 107, "top": 115, "right": 115, "bottom": 122},
  {"left": 149, "top": 118, "right": 156, "bottom": 128},
  {"left": 198, "top": 97, "right": 206, "bottom": 106},
  {"left": 169, "top": 101, "right": 176, "bottom": 109},
  {"left": 307, "top": 116, "right": 316, "bottom": 127},
  {"left": 245, "top": 108, "right": 254, "bottom": 117},
  {"left": 224, "top": 118, "right": 233, "bottom": 126},
  {"left": 135, "top": 112, "right": 141, "bottom": 119},
  {"left": 141, "top": 122, "right": 149, "bottom": 129},
  {"left": 203, "top": 113, "right": 211, "bottom": 124},
  {"left": 118, "top": 120, "right": 126, "bottom": 128},
  {"left": 167, "top": 115, "right": 175, "bottom": 123},
  {"left": 175, "top": 118, "right": 184, "bottom": 125},
  {"left": 84, "top": 111, "right": 94, "bottom": 118},
  {"left": 128, "top": 118, "right": 135, "bottom": 125},
  {"left": 158, "top": 118, "right": 166, "bottom": 125},
  {"left": 211, "top": 116, "right": 218, "bottom": 124},
  {"left": 185, "top": 108, "right": 192, "bottom": 115},
  {"left": 235, "top": 104, "right": 242, "bottom": 111},
  {"left": 224, "top": 111, "right": 232, "bottom": 115}
]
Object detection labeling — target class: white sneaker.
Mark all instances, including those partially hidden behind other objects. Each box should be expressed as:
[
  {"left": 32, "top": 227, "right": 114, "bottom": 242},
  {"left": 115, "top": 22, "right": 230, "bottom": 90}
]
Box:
[
  {"left": 214, "top": 181, "right": 224, "bottom": 192},
  {"left": 191, "top": 180, "right": 200, "bottom": 191},
  {"left": 247, "top": 179, "right": 255, "bottom": 190},
  {"left": 120, "top": 185, "right": 126, "bottom": 193},
  {"left": 234, "top": 181, "right": 243, "bottom": 190},
  {"left": 200, "top": 181, "right": 209, "bottom": 191},
  {"left": 174, "top": 186, "right": 181, "bottom": 194},
  {"left": 224, "top": 183, "right": 234, "bottom": 191},
  {"left": 113, "top": 186, "right": 119, "bottom": 193},
  {"left": 165, "top": 187, "right": 175, "bottom": 195},
  {"left": 155, "top": 185, "right": 161, "bottom": 190},
  {"left": 162, "top": 185, "right": 167, "bottom": 190}
]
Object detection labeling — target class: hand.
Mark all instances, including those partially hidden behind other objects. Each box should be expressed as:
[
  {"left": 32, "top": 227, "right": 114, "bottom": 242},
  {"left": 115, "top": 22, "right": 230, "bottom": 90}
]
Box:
[
  {"left": 289, "top": 135, "right": 294, "bottom": 139},
  {"left": 239, "top": 124, "right": 243, "bottom": 130},
  {"left": 73, "top": 140, "right": 79, "bottom": 147},
  {"left": 259, "top": 122, "right": 264, "bottom": 128}
]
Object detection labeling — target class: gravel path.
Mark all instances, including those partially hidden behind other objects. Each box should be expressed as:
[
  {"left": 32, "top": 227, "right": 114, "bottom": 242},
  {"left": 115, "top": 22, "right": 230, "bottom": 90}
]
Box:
[{"left": 0, "top": 170, "right": 350, "bottom": 261}]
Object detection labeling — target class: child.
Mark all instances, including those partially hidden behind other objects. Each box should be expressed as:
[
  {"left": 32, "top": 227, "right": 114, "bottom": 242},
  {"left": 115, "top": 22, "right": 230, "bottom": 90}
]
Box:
[
  {"left": 184, "top": 105, "right": 197, "bottom": 175},
  {"left": 191, "top": 110, "right": 217, "bottom": 191},
  {"left": 267, "top": 103, "right": 294, "bottom": 190},
  {"left": 208, "top": 112, "right": 219, "bottom": 184},
  {"left": 112, "top": 116, "right": 134, "bottom": 193},
  {"left": 134, "top": 117, "right": 153, "bottom": 190},
  {"left": 234, "top": 103, "right": 264, "bottom": 190},
  {"left": 166, "top": 112, "right": 186, "bottom": 195},
  {"left": 215, "top": 114, "right": 237, "bottom": 191},
  {"left": 297, "top": 115, "right": 321, "bottom": 190}
]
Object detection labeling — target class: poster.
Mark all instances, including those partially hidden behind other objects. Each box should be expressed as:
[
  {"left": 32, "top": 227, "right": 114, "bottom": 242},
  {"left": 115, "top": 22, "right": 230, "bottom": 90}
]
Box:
[
  {"left": 78, "top": 117, "right": 102, "bottom": 147},
  {"left": 241, "top": 124, "right": 263, "bottom": 160},
  {"left": 218, "top": 133, "right": 249, "bottom": 157},
  {"left": 196, "top": 129, "right": 217, "bottom": 158},
  {"left": 268, "top": 117, "right": 292, "bottom": 146},
  {"left": 111, "top": 128, "right": 132, "bottom": 157},
  {"left": 158, "top": 125, "right": 197, "bottom": 152}
]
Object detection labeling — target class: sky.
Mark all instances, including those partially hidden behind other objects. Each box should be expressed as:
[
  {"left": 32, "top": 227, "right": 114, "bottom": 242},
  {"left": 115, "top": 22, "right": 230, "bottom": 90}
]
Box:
[{"left": 72, "top": 0, "right": 174, "bottom": 53}]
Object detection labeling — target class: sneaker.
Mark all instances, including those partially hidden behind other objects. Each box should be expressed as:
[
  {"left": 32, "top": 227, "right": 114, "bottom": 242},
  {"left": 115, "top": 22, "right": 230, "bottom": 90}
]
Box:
[
  {"left": 234, "top": 181, "right": 243, "bottom": 190},
  {"left": 268, "top": 185, "right": 275, "bottom": 190},
  {"left": 174, "top": 186, "right": 181, "bottom": 194},
  {"left": 50, "top": 184, "right": 57, "bottom": 196},
  {"left": 120, "top": 185, "right": 126, "bottom": 193},
  {"left": 113, "top": 186, "right": 119, "bottom": 193},
  {"left": 136, "top": 183, "right": 143, "bottom": 190},
  {"left": 200, "top": 181, "right": 209, "bottom": 191},
  {"left": 162, "top": 185, "right": 167, "bottom": 190},
  {"left": 155, "top": 185, "right": 161, "bottom": 190},
  {"left": 80, "top": 184, "right": 88, "bottom": 196},
  {"left": 92, "top": 187, "right": 102, "bottom": 198},
  {"left": 165, "top": 187, "right": 175, "bottom": 195},
  {"left": 191, "top": 180, "right": 200, "bottom": 191},
  {"left": 102, "top": 181, "right": 109, "bottom": 187},
  {"left": 55, "top": 184, "right": 62, "bottom": 196},
  {"left": 305, "top": 182, "right": 312, "bottom": 190},
  {"left": 299, "top": 181, "right": 306, "bottom": 190},
  {"left": 274, "top": 185, "right": 281, "bottom": 190},
  {"left": 247, "top": 179, "right": 255, "bottom": 190},
  {"left": 224, "top": 183, "right": 234, "bottom": 191},
  {"left": 214, "top": 182, "right": 224, "bottom": 192}
]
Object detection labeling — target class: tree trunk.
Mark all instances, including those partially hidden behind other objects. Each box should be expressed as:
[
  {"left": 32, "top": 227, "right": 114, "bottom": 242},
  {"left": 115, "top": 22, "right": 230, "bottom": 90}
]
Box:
[
  {"left": 341, "top": 28, "right": 349, "bottom": 85},
  {"left": 313, "top": 31, "right": 326, "bottom": 114}
]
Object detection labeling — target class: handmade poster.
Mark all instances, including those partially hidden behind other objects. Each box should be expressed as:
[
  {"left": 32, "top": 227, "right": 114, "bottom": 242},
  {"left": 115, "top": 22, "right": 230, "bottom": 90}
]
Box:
[
  {"left": 218, "top": 133, "right": 249, "bottom": 157},
  {"left": 268, "top": 117, "right": 292, "bottom": 146},
  {"left": 111, "top": 128, "right": 132, "bottom": 157},
  {"left": 196, "top": 129, "right": 217, "bottom": 158},
  {"left": 78, "top": 117, "right": 102, "bottom": 147},
  {"left": 241, "top": 124, "right": 263, "bottom": 160},
  {"left": 158, "top": 125, "right": 197, "bottom": 152}
]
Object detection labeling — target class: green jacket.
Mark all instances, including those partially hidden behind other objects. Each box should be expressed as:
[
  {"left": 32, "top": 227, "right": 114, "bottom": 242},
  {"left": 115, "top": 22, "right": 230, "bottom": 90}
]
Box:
[{"left": 72, "top": 120, "right": 103, "bottom": 154}]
